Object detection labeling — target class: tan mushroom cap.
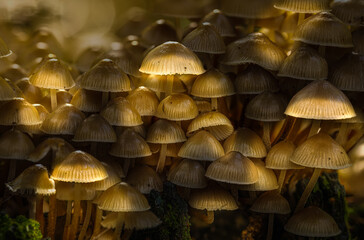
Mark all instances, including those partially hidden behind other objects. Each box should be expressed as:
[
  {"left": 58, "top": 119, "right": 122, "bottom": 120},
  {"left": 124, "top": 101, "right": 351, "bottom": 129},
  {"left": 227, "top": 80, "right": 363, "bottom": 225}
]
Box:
[
  {"left": 16, "top": 78, "right": 43, "bottom": 103},
  {"left": 55, "top": 181, "right": 96, "bottom": 201},
  {"left": 73, "top": 114, "right": 116, "bottom": 143},
  {"left": 70, "top": 89, "right": 102, "bottom": 113},
  {"left": 167, "top": 159, "right": 207, "bottom": 188},
  {"left": 0, "top": 129, "right": 34, "bottom": 160},
  {"left": 0, "top": 98, "right": 41, "bottom": 126},
  {"left": 291, "top": 132, "right": 351, "bottom": 169},
  {"left": 340, "top": 106, "right": 364, "bottom": 124},
  {"left": 0, "top": 76, "right": 17, "bottom": 100},
  {"left": 29, "top": 58, "right": 75, "bottom": 89},
  {"left": 153, "top": 0, "right": 204, "bottom": 18},
  {"left": 250, "top": 191, "right": 291, "bottom": 214},
  {"left": 100, "top": 97, "right": 143, "bottom": 127},
  {"left": 201, "top": 9, "right": 235, "bottom": 37},
  {"left": 139, "top": 41, "right": 205, "bottom": 75},
  {"left": 139, "top": 74, "right": 187, "bottom": 93},
  {"left": 221, "top": 33, "right": 286, "bottom": 71},
  {"left": 126, "top": 87, "right": 159, "bottom": 116},
  {"left": 79, "top": 59, "right": 131, "bottom": 92},
  {"left": 245, "top": 92, "right": 287, "bottom": 122},
  {"left": 285, "top": 80, "right": 356, "bottom": 120},
  {"left": 284, "top": 206, "right": 341, "bottom": 237},
  {"left": 221, "top": 0, "right": 284, "bottom": 19},
  {"left": 147, "top": 119, "right": 186, "bottom": 144},
  {"left": 278, "top": 45, "right": 328, "bottom": 81},
  {"left": 352, "top": 28, "right": 364, "bottom": 55},
  {"left": 191, "top": 69, "right": 235, "bottom": 98},
  {"left": 0, "top": 37, "right": 12, "bottom": 58},
  {"left": 141, "top": 19, "right": 178, "bottom": 48},
  {"left": 205, "top": 151, "right": 258, "bottom": 185},
  {"left": 178, "top": 130, "right": 225, "bottom": 161},
  {"left": 96, "top": 182, "right": 150, "bottom": 212},
  {"left": 182, "top": 23, "right": 226, "bottom": 54},
  {"left": 101, "top": 211, "right": 161, "bottom": 230},
  {"left": 51, "top": 150, "right": 108, "bottom": 183},
  {"left": 274, "top": 0, "right": 330, "bottom": 13},
  {"left": 16, "top": 103, "right": 49, "bottom": 134},
  {"left": 235, "top": 65, "right": 279, "bottom": 94},
  {"left": 7, "top": 164, "right": 55, "bottom": 195},
  {"left": 224, "top": 128, "right": 267, "bottom": 158},
  {"left": 126, "top": 165, "right": 163, "bottom": 194},
  {"left": 85, "top": 162, "right": 121, "bottom": 191},
  {"left": 110, "top": 129, "right": 151, "bottom": 158},
  {"left": 293, "top": 12, "right": 353, "bottom": 48},
  {"left": 330, "top": 54, "right": 364, "bottom": 92},
  {"left": 189, "top": 184, "right": 238, "bottom": 211},
  {"left": 187, "top": 111, "right": 234, "bottom": 141},
  {"left": 156, "top": 93, "right": 198, "bottom": 121},
  {"left": 265, "top": 141, "right": 303, "bottom": 170},
  {"left": 41, "top": 103, "right": 85, "bottom": 135},
  {"left": 331, "top": 0, "right": 364, "bottom": 26}
]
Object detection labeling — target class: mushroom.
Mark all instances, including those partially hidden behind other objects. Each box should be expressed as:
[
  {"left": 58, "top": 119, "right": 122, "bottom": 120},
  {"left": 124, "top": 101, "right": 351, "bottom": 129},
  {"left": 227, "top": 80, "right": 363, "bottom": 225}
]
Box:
[
  {"left": 70, "top": 89, "right": 103, "bottom": 113},
  {"left": 0, "top": 76, "right": 19, "bottom": 100},
  {"left": 139, "top": 74, "right": 187, "bottom": 98},
  {"left": 330, "top": 0, "right": 364, "bottom": 26},
  {"left": 0, "top": 98, "right": 41, "bottom": 126},
  {"left": 140, "top": 19, "right": 178, "bottom": 48},
  {"left": 126, "top": 165, "right": 163, "bottom": 194},
  {"left": 200, "top": 9, "right": 236, "bottom": 38}
]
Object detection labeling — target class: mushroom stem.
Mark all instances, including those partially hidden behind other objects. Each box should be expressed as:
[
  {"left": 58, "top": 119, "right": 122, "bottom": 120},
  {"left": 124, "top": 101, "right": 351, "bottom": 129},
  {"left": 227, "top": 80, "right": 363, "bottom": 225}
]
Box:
[
  {"left": 50, "top": 89, "right": 57, "bottom": 112},
  {"left": 114, "top": 214, "right": 123, "bottom": 240},
  {"left": 92, "top": 207, "right": 103, "bottom": 236},
  {"left": 90, "top": 142, "right": 98, "bottom": 156},
  {"left": 211, "top": 98, "right": 218, "bottom": 111},
  {"left": 297, "top": 13, "right": 305, "bottom": 25},
  {"left": 47, "top": 194, "right": 57, "bottom": 239},
  {"left": 36, "top": 195, "right": 45, "bottom": 235},
  {"left": 102, "top": 92, "right": 109, "bottom": 107},
  {"left": 91, "top": 228, "right": 110, "bottom": 240},
  {"left": 266, "top": 213, "right": 274, "bottom": 240},
  {"left": 246, "top": 19, "right": 255, "bottom": 33},
  {"left": 63, "top": 200, "right": 72, "bottom": 240},
  {"left": 308, "top": 120, "right": 321, "bottom": 138},
  {"left": 78, "top": 200, "right": 92, "bottom": 240},
  {"left": 285, "top": 117, "right": 302, "bottom": 142},
  {"left": 174, "top": 18, "right": 182, "bottom": 40},
  {"left": 294, "top": 168, "right": 322, "bottom": 213},
  {"left": 29, "top": 196, "right": 36, "bottom": 219},
  {"left": 7, "top": 160, "right": 16, "bottom": 181},
  {"left": 336, "top": 123, "right": 349, "bottom": 146},
  {"left": 123, "top": 159, "right": 131, "bottom": 175},
  {"left": 166, "top": 75, "right": 174, "bottom": 96},
  {"left": 262, "top": 122, "right": 272, "bottom": 151},
  {"left": 69, "top": 183, "right": 82, "bottom": 240},
  {"left": 156, "top": 144, "right": 167, "bottom": 173},
  {"left": 277, "top": 170, "right": 287, "bottom": 193},
  {"left": 345, "top": 128, "right": 364, "bottom": 151}
]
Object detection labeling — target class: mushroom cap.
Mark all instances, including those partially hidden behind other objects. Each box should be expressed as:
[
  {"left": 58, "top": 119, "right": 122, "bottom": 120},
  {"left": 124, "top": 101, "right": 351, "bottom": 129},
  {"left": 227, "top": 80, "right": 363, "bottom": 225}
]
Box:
[
  {"left": 224, "top": 128, "right": 267, "bottom": 158},
  {"left": 278, "top": 45, "right": 328, "bottom": 81},
  {"left": 110, "top": 129, "right": 151, "bottom": 158},
  {"left": 29, "top": 58, "right": 75, "bottom": 89},
  {"left": 182, "top": 23, "right": 226, "bottom": 54},
  {"left": 147, "top": 119, "right": 186, "bottom": 144},
  {"left": 187, "top": 111, "right": 234, "bottom": 141},
  {"left": 0, "top": 129, "right": 34, "bottom": 160},
  {"left": 221, "top": 33, "right": 286, "bottom": 71},
  {"left": 51, "top": 150, "right": 108, "bottom": 183},
  {"left": 0, "top": 98, "right": 41, "bottom": 126},
  {"left": 245, "top": 92, "right": 287, "bottom": 122},
  {"left": 221, "top": 0, "right": 284, "bottom": 19},
  {"left": 73, "top": 114, "right": 117, "bottom": 143},
  {"left": 139, "top": 41, "right": 205, "bottom": 75},
  {"left": 200, "top": 9, "right": 236, "bottom": 37},
  {"left": 78, "top": 59, "right": 131, "bottom": 92},
  {"left": 16, "top": 78, "right": 42, "bottom": 103},
  {"left": 85, "top": 162, "right": 121, "bottom": 191},
  {"left": 178, "top": 130, "right": 225, "bottom": 161},
  {"left": 126, "top": 87, "right": 159, "bottom": 116},
  {"left": 167, "top": 159, "right": 207, "bottom": 188},
  {"left": 139, "top": 74, "right": 187, "bottom": 93},
  {"left": 0, "top": 37, "right": 12, "bottom": 58},
  {"left": 140, "top": 19, "right": 178, "bottom": 48},
  {"left": 101, "top": 211, "right": 161, "bottom": 230},
  {"left": 293, "top": 12, "right": 353, "bottom": 48},
  {"left": 250, "top": 191, "right": 291, "bottom": 214},
  {"left": 126, "top": 165, "right": 163, "bottom": 194},
  {"left": 100, "top": 97, "right": 143, "bottom": 127},
  {"left": 70, "top": 89, "right": 102, "bottom": 113},
  {"left": 331, "top": 0, "right": 364, "bottom": 26},
  {"left": 96, "top": 182, "right": 150, "bottom": 212},
  {"left": 191, "top": 69, "right": 235, "bottom": 98},
  {"left": 352, "top": 28, "right": 364, "bottom": 55},
  {"left": 206, "top": 151, "right": 258, "bottom": 185},
  {"left": 265, "top": 141, "right": 303, "bottom": 170},
  {"left": 6, "top": 164, "right": 55, "bottom": 195},
  {"left": 55, "top": 181, "right": 96, "bottom": 201},
  {"left": 156, "top": 93, "right": 199, "bottom": 121},
  {"left": 0, "top": 76, "right": 18, "bottom": 100},
  {"left": 284, "top": 206, "right": 341, "bottom": 237},
  {"left": 41, "top": 104, "right": 85, "bottom": 135},
  {"left": 274, "top": 0, "right": 330, "bottom": 13},
  {"left": 285, "top": 80, "right": 356, "bottom": 120},
  {"left": 235, "top": 65, "right": 279, "bottom": 94},
  {"left": 291, "top": 132, "right": 351, "bottom": 169}
]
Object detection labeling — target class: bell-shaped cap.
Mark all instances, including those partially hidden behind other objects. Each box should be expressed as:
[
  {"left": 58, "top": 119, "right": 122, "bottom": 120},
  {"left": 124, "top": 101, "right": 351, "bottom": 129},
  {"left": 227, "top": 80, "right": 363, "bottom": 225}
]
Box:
[
  {"left": 222, "top": 33, "right": 286, "bottom": 71},
  {"left": 85, "top": 162, "right": 121, "bottom": 191},
  {"left": 141, "top": 19, "right": 178, "bottom": 47},
  {"left": 167, "top": 159, "right": 207, "bottom": 188},
  {"left": 265, "top": 141, "right": 303, "bottom": 170},
  {"left": 178, "top": 130, "right": 225, "bottom": 161},
  {"left": 224, "top": 128, "right": 267, "bottom": 158},
  {"left": 70, "top": 89, "right": 102, "bottom": 113},
  {"left": 250, "top": 191, "right": 290, "bottom": 214},
  {"left": 73, "top": 114, "right": 117, "bottom": 142},
  {"left": 285, "top": 80, "right": 356, "bottom": 120},
  {"left": 147, "top": 119, "right": 186, "bottom": 144},
  {"left": 187, "top": 111, "right": 234, "bottom": 141},
  {"left": 0, "top": 129, "right": 34, "bottom": 160},
  {"left": 156, "top": 93, "right": 198, "bottom": 121},
  {"left": 16, "top": 78, "right": 42, "bottom": 103},
  {"left": 291, "top": 132, "right": 351, "bottom": 169},
  {"left": 206, "top": 152, "right": 258, "bottom": 185},
  {"left": 331, "top": 0, "right": 364, "bottom": 26},
  {"left": 0, "top": 98, "right": 41, "bottom": 126},
  {"left": 284, "top": 206, "right": 341, "bottom": 237},
  {"left": 100, "top": 97, "right": 143, "bottom": 127},
  {"left": 126, "top": 87, "right": 159, "bottom": 116},
  {"left": 41, "top": 104, "right": 85, "bottom": 135},
  {"left": 139, "top": 41, "right": 205, "bottom": 75},
  {"left": 101, "top": 211, "right": 161, "bottom": 230},
  {"left": 245, "top": 92, "right": 287, "bottom": 122},
  {"left": 96, "top": 182, "right": 150, "bottom": 212},
  {"left": 126, "top": 165, "right": 163, "bottom": 194},
  {"left": 29, "top": 58, "right": 75, "bottom": 89},
  {"left": 78, "top": 59, "right": 131, "bottom": 92},
  {"left": 221, "top": 0, "right": 284, "bottom": 19},
  {"left": 0, "top": 76, "right": 18, "bottom": 100},
  {"left": 0, "top": 37, "right": 12, "bottom": 58},
  {"left": 293, "top": 12, "right": 353, "bottom": 48},
  {"left": 51, "top": 150, "right": 108, "bottom": 183},
  {"left": 139, "top": 74, "right": 187, "bottom": 93},
  {"left": 274, "top": 0, "right": 330, "bottom": 13},
  {"left": 7, "top": 164, "right": 55, "bottom": 195},
  {"left": 110, "top": 129, "right": 151, "bottom": 158},
  {"left": 201, "top": 9, "right": 235, "bottom": 37},
  {"left": 278, "top": 45, "right": 328, "bottom": 81},
  {"left": 55, "top": 181, "right": 96, "bottom": 201}
]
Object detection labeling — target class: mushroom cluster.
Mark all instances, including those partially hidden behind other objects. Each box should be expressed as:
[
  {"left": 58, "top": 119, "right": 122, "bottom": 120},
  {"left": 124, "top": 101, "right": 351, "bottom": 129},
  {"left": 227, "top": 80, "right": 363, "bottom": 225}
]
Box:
[{"left": 0, "top": 0, "right": 363, "bottom": 239}]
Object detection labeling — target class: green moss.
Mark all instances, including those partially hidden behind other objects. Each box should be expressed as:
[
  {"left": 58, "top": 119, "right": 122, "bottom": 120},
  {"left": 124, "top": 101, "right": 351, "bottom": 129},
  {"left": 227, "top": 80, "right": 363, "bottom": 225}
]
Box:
[{"left": 0, "top": 214, "right": 42, "bottom": 240}]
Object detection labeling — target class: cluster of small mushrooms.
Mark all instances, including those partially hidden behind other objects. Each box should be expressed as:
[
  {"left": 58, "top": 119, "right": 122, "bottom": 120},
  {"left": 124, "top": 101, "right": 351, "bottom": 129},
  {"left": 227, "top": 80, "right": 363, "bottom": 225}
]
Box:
[{"left": 0, "top": 0, "right": 363, "bottom": 239}]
